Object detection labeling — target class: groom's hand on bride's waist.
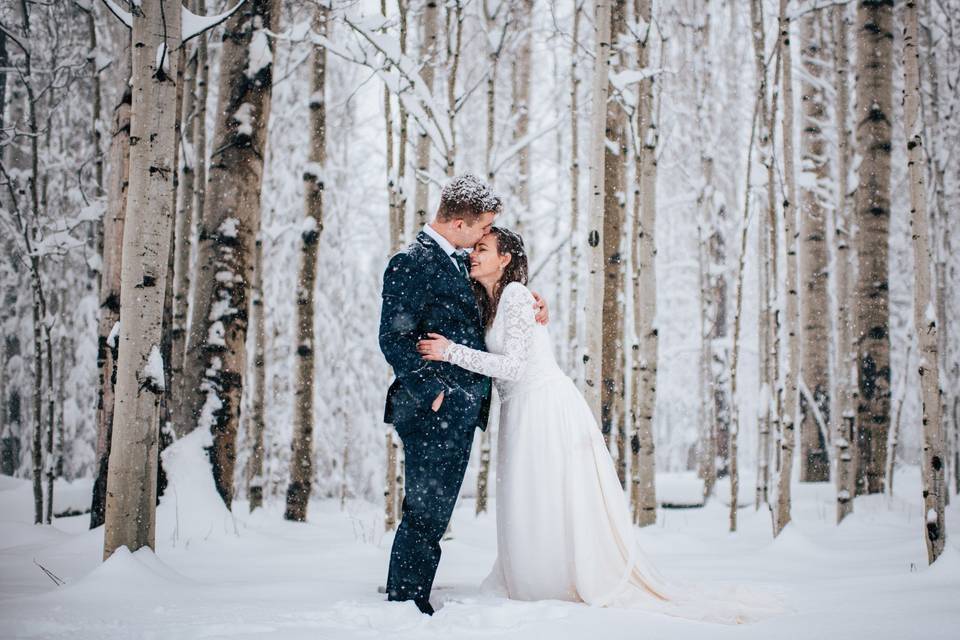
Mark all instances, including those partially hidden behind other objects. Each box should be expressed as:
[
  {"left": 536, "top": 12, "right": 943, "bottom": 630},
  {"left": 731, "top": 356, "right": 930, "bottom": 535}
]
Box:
[{"left": 532, "top": 291, "right": 549, "bottom": 325}]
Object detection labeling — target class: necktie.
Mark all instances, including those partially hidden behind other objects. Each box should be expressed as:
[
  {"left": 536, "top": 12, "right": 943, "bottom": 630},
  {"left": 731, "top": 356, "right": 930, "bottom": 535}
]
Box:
[{"left": 454, "top": 251, "right": 470, "bottom": 278}]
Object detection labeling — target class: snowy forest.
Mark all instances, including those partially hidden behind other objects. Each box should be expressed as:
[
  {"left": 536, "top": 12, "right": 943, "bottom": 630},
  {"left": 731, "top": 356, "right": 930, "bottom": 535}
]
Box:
[{"left": 1, "top": 0, "right": 959, "bottom": 637}]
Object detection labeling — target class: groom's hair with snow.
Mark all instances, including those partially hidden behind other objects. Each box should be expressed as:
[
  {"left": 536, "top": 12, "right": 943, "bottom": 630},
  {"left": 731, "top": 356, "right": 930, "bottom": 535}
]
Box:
[{"left": 436, "top": 174, "right": 502, "bottom": 223}]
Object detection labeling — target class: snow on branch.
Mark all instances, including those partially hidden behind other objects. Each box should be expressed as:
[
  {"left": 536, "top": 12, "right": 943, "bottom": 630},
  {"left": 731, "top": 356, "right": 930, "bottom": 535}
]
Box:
[
  {"left": 182, "top": 1, "right": 246, "bottom": 43},
  {"left": 268, "top": 18, "right": 452, "bottom": 161},
  {"left": 100, "top": 0, "right": 132, "bottom": 28},
  {"left": 798, "top": 376, "right": 832, "bottom": 458},
  {"left": 340, "top": 15, "right": 453, "bottom": 149},
  {"left": 490, "top": 117, "right": 563, "bottom": 176},
  {"left": 100, "top": 0, "right": 246, "bottom": 44}
]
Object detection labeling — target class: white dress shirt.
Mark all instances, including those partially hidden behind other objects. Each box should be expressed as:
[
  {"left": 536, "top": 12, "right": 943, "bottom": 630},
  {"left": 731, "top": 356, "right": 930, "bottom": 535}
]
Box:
[{"left": 422, "top": 223, "right": 466, "bottom": 273}]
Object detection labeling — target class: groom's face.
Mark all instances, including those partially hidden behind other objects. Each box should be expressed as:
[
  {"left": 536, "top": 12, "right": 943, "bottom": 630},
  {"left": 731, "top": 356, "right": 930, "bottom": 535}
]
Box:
[{"left": 455, "top": 211, "right": 496, "bottom": 249}]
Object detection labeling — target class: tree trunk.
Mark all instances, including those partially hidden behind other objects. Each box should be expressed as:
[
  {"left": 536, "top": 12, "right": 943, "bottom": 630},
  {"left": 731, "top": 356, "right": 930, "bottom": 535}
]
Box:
[
  {"left": 798, "top": 11, "right": 831, "bottom": 483},
  {"left": 728, "top": 59, "right": 765, "bottom": 533},
  {"left": 170, "top": 12, "right": 202, "bottom": 404},
  {"left": 903, "top": 0, "right": 945, "bottom": 564},
  {"left": 630, "top": 0, "right": 657, "bottom": 527},
  {"left": 285, "top": 5, "right": 328, "bottom": 523},
  {"left": 567, "top": 0, "right": 583, "bottom": 376},
  {"left": 382, "top": 0, "right": 408, "bottom": 530},
  {"left": 601, "top": 0, "right": 627, "bottom": 468},
  {"left": 919, "top": 0, "right": 955, "bottom": 503},
  {"left": 176, "top": 0, "right": 281, "bottom": 509},
  {"left": 193, "top": 0, "right": 210, "bottom": 265},
  {"left": 444, "top": 0, "right": 463, "bottom": 178},
  {"left": 0, "top": 25, "right": 26, "bottom": 485},
  {"left": 31, "top": 291, "right": 42, "bottom": 525},
  {"left": 773, "top": 0, "right": 799, "bottom": 537},
  {"left": 852, "top": 0, "right": 893, "bottom": 496},
  {"left": 583, "top": 0, "right": 612, "bottom": 423},
  {"left": 103, "top": 0, "right": 181, "bottom": 558},
  {"left": 414, "top": 0, "right": 439, "bottom": 228},
  {"left": 832, "top": 2, "right": 857, "bottom": 523},
  {"left": 697, "top": 226, "right": 716, "bottom": 501},
  {"left": 766, "top": 44, "right": 784, "bottom": 501},
  {"left": 157, "top": 39, "right": 189, "bottom": 506},
  {"left": 90, "top": 83, "right": 131, "bottom": 529},
  {"left": 510, "top": 0, "right": 534, "bottom": 233},
  {"left": 749, "top": 0, "right": 774, "bottom": 510},
  {"left": 43, "top": 303, "right": 55, "bottom": 524},
  {"left": 246, "top": 234, "right": 266, "bottom": 512},
  {"left": 693, "top": 3, "right": 721, "bottom": 499},
  {"left": 886, "top": 352, "right": 909, "bottom": 496}
]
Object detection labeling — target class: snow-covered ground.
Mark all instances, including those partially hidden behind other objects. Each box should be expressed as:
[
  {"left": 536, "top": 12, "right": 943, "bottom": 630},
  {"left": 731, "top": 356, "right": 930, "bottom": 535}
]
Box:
[{"left": 1, "top": 431, "right": 958, "bottom": 639}]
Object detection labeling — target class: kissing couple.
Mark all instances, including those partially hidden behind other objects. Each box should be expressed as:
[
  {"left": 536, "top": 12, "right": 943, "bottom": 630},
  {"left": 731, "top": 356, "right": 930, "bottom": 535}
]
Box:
[{"left": 378, "top": 174, "right": 777, "bottom": 623}]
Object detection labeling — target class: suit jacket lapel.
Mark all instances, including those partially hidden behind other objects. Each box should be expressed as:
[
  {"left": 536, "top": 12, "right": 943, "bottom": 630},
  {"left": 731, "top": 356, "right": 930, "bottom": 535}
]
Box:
[
  {"left": 418, "top": 231, "right": 481, "bottom": 324},
  {"left": 419, "top": 231, "right": 461, "bottom": 279}
]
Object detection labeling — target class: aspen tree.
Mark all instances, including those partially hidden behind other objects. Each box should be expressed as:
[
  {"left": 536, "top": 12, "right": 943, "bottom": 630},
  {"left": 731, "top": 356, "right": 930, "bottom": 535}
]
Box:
[
  {"left": 414, "top": 0, "right": 439, "bottom": 228},
  {"left": 903, "top": 0, "right": 946, "bottom": 563},
  {"left": 103, "top": 0, "right": 182, "bottom": 558},
  {"left": 852, "top": 0, "right": 893, "bottom": 496},
  {"left": 773, "top": 0, "right": 800, "bottom": 537},
  {"left": 798, "top": 12, "right": 831, "bottom": 483},
  {"left": 832, "top": 2, "right": 857, "bottom": 523},
  {"left": 286, "top": 4, "right": 330, "bottom": 523},
  {"left": 584, "top": 0, "right": 612, "bottom": 423},
  {"left": 630, "top": 0, "right": 657, "bottom": 526},
  {"left": 177, "top": 0, "right": 281, "bottom": 507},
  {"left": 601, "top": 0, "right": 627, "bottom": 467}
]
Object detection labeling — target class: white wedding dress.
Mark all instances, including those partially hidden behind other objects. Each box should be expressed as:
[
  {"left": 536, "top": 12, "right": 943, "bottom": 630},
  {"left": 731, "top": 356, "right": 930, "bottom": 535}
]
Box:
[{"left": 443, "top": 282, "right": 781, "bottom": 624}]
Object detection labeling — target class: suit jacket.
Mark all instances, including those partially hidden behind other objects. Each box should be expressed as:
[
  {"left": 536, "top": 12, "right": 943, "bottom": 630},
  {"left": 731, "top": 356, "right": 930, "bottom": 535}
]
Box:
[{"left": 379, "top": 231, "right": 492, "bottom": 431}]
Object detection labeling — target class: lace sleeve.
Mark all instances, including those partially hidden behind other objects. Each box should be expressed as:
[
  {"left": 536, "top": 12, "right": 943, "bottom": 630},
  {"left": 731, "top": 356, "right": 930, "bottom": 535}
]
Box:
[{"left": 443, "top": 283, "right": 535, "bottom": 381}]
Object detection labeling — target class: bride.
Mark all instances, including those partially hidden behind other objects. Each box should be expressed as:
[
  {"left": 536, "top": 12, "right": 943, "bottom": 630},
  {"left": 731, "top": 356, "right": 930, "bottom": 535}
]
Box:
[{"left": 417, "top": 227, "right": 779, "bottom": 624}]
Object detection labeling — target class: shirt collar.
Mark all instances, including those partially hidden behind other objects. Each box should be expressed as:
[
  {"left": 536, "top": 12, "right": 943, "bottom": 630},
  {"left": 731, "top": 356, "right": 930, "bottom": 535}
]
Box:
[{"left": 422, "top": 222, "right": 458, "bottom": 257}]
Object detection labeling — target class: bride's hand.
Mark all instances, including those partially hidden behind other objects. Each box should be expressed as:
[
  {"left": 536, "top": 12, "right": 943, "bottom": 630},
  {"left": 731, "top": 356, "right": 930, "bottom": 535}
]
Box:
[
  {"left": 418, "top": 333, "right": 451, "bottom": 361},
  {"left": 531, "top": 291, "right": 549, "bottom": 325}
]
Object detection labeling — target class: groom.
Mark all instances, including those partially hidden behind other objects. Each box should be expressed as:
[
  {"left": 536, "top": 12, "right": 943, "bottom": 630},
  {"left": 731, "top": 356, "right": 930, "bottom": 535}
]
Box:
[{"left": 378, "top": 174, "right": 545, "bottom": 615}]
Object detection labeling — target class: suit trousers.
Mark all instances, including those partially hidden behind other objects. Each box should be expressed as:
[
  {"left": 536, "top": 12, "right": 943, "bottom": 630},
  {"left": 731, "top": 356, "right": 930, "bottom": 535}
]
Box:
[{"left": 386, "top": 404, "right": 475, "bottom": 606}]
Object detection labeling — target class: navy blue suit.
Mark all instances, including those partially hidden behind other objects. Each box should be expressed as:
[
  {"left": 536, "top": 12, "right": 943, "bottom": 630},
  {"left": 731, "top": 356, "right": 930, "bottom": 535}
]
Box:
[{"left": 379, "top": 231, "right": 491, "bottom": 609}]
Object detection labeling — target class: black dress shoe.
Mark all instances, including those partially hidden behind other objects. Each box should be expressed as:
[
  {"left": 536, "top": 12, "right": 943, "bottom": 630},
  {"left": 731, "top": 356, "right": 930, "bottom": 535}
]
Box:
[{"left": 414, "top": 599, "right": 435, "bottom": 616}]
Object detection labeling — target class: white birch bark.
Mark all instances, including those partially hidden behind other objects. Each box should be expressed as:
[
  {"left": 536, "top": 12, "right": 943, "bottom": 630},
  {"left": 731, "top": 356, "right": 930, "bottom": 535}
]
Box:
[
  {"left": 170, "top": 0, "right": 211, "bottom": 406},
  {"left": 832, "top": 2, "right": 857, "bottom": 523},
  {"left": 177, "top": 0, "right": 281, "bottom": 508},
  {"left": 91, "top": 86, "right": 131, "bottom": 530},
  {"left": 382, "top": 0, "right": 405, "bottom": 530},
  {"left": 444, "top": 0, "right": 462, "bottom": 178},
  {"left": 601, "top": 0, "right": 627, "bottom": 469},
  {"left": 798, "top": 11, "right": 831, "bottom": 483},
  {"left": 853, "top": 0, "right": 893, "bottom": 496},
  {"left": 473, "top": 0, "right": 497, "bottom": 516},
  {"left": 286, "top": 4, "right": 328, "bottom": 523},
  {"left": 773, "top": 0, "right": 799, "bottom": 538},
  {"left": 103, "top": 0, "right": 181, "bottom": 558},
  {"left": 510, "top": 0, "right": 534, "bottom": 233},
  {"left": 583, "top": 0, "right": 612, "bottom": 423},
  {"left": 919, "top": 0, "right": 956, "bottom": 502},
  {"left": 246, "top": 235, "right": 266, "bottom": 512},
  {"left": 414, "top": 0, "right": 439, "bottom": 228},
  {"left": 749, "top": 0, "right": 775, "bottom": 510},
  {"left": 692, "top": 3, "right": 723, "bottom": 499},
  {"left": 728, "top": 59, "right": 764, "bottom": 532},
  {"left": 170, "top": 38, "right": 198, "bottom": 397},
  {"left": 903, "top": 0, "right": 946, "bottom": 564},
  {"left": 567, "top": 0, "right": 583, "bottom": 376},
  {"left": 630, "top": 0, "right": 657, "bottom": 527}
]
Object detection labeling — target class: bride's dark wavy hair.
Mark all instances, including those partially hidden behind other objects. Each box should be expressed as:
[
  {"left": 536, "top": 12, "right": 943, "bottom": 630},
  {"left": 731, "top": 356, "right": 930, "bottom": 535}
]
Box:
[{"left": 472, "top": 226, "right": 529, "bottom": 328}]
